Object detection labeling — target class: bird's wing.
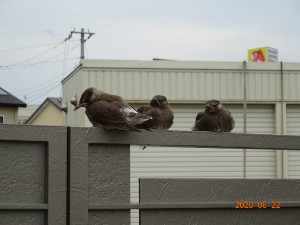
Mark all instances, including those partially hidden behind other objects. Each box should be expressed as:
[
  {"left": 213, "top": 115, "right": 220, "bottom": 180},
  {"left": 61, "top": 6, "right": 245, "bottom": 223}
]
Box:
[
  {"left": 192, "top": 112, "right": 208, "bottom": 131},
  {"left": 137, "top": 105, "right": 152, "bottom": 113},
  {"left": 87, "top": 101, "right": 126, "bottom": 124},
  {"left": 138, "top": 105, "right": 161, "bottom": 118},
  {"left": 224, "top": 109, "right": 235, "bottom": 131},
  {"left": 195, "top": 112, "right": 205, "bottom": 121}
]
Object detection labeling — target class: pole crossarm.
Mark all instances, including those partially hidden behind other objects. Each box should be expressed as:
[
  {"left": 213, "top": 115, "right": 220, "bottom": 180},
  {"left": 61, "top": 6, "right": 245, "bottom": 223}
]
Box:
[{"left": 64, "top": 28, "right": 95, "bottom": 59}]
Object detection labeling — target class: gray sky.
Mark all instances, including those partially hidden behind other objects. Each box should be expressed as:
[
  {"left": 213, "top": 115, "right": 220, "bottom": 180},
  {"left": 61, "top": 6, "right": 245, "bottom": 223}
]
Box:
[{"left": 1, "top": 0, "right": 299, "bottom": 105}]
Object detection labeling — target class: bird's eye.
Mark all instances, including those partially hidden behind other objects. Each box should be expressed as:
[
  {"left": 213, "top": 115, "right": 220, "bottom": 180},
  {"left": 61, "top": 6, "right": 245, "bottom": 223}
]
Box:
[{"left": 213, "top": 105, "right": 217, "bottom": 108}]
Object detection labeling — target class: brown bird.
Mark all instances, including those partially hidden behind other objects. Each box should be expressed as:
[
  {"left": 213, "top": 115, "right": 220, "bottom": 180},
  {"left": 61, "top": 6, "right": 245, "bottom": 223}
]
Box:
[
  {"left": 74, "top": 88, "right": 151, "bottom": 131},
  {"left": 136, "top": 95, "right": 174, "bottom": 130},
  {"left": 192, "top": 100, "right": 235, "bottom": 132}
]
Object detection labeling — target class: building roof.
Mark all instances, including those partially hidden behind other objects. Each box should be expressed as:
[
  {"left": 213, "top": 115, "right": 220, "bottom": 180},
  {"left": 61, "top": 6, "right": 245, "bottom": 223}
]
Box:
[
  {"left": 24, "top": 97, "right": 62, "bottom": 124},
  {"left": 0, "top": 87, "right": 27, "bottom": 107}
]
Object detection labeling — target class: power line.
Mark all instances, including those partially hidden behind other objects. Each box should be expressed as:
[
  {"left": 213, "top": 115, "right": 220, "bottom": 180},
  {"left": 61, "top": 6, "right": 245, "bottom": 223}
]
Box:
[
  {"left": 14, "top": 76, "right": 62, "bottom": 96},
  {"left": 60, "top": 38, "right": 71, "bottom": 98},
  {"left": 26, "top": 83, "right": 61, "bottom": 104},
  {"left": 12, "top": 67, "right": 76, "bottom": 95},
  {"left": 0, "top": 42, "right": 69, "bottom": 53},
  {"left": 2, "top": 40, "right": 65, "bottom": 67},
  {"left": 26, "top": 82, "right": 61, "bottom": 99},
  {"left": 0, "top": 39, "right": 80, "bottom": 70},
  {"left": 0, "top": 46, "right": 79, "bottom": 70}
]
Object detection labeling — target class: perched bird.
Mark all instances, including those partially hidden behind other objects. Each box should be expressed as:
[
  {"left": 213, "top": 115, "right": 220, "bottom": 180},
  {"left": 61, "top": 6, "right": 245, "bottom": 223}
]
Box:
[
  {"left": 74, "top": 88, "right": 151, "bottom": 131},
  {"left": 192, "top": 100, "right": 235, "bottom": 132},
  {"left": 136, "top": 95, "right": 174, "bottom": 130}
]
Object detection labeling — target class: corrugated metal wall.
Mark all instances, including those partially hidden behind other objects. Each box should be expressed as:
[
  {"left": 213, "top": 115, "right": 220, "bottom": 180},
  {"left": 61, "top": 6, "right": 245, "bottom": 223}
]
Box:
[
  {"left": 86, "top": 69, "right": 245, "bottom": 101},
  {"left": 287, "top": 104, "right": 300, "bottom": 178},
  {"left": 84, "top": 68, "right": 285, "bottom": 102},
  {"left": 284, "top": 72, "right": 300, "bottom": 100},
  {"left": 246, "top": 105, "right": 276, "bottom": 178},
  {"left": 247, "top": 72, "right": 281, "bottom": 101}
]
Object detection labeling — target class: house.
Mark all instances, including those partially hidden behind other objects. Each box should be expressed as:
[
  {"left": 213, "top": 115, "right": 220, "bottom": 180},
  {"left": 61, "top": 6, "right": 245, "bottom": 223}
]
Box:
[
  {"left": 18, "top": 105, "right": 39, "bottom": 124},
  {"left": 0, "top": 87, "right": 27, "bottom": 124},
  {"left": 25, "top": 97, "right": 63, "bottom": 126},
  {"left": 61, "top": 59, "right": 300, "bottom": 225}
]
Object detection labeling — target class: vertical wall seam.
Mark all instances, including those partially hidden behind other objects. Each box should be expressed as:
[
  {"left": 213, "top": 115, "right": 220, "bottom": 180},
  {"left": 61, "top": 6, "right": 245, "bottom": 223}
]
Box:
[
  {"left": 281, "top": 62, "right": 288, "bottom": 178},
  {"left": 67, "top": 126, "right": 71, "bottom": 225},
  {"left": 243, "top": 61, "right": 247, "bottom": 179}
]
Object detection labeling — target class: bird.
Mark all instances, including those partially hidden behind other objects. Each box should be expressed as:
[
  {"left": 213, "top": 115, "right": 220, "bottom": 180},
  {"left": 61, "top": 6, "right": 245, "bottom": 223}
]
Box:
[
  {"left": 74, "top": 87, "right": 152, "bottom": 131},
  {"left": 136, "top": 95, "right": 174, "bottom": 131},
  {"left": 192, "top": 99, "right": 235, "bottom": 132}
]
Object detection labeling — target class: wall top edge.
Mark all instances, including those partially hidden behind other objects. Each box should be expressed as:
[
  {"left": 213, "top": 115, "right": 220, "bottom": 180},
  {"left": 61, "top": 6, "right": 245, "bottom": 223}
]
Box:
[{"left": 79, "top": 59, "right": 300, "bottom": 71}]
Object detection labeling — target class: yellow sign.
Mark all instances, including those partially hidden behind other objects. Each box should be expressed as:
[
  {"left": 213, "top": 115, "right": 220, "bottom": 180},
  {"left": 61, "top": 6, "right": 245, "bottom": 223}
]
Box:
[
  {"left": 248, "top": 47, "right": 267, "bottom": 62},
  {"left": 248, "top": 47, "right": 278, "bottom": 62}
]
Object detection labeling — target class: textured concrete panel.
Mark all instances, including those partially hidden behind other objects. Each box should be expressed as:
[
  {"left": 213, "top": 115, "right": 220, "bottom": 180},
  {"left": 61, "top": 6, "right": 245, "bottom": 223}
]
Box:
[
  {"left": 0, "top": 124, "right": 67, "bottom": 225},
  {"left": 88, "top": 210, "right": 130, "bottom": 225},
  {"left": 0, "top": 141, "right": 45, "bottom": 204},
  {"left": 70, "top": 127, "right": 130, "bottom": 225},
  {"left": 0, "top": 210, "right": 44, "bottom": 225},
  {"left": 140, "top": 208, "right": 300, "bottom": 225},
  {"left": 140, "top": 179, "right": 300, "bottom": 202},
  {"left": 88, "top": 144, "right": 130, "bottom": 204},
  {"left": 140, "top": 179, "right": 300, "bottom": 225}
]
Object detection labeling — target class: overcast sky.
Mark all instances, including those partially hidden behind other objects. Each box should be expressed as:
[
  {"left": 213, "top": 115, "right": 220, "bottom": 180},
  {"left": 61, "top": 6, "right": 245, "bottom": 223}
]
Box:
[{"left": 1, "top": 0, "right": 299, "bottom": 105}]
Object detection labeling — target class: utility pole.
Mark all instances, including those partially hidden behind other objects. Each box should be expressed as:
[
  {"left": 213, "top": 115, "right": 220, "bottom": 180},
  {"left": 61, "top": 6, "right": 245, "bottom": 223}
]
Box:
[{"left": 65, "top": 28, "right": 95, "bottom": 59}]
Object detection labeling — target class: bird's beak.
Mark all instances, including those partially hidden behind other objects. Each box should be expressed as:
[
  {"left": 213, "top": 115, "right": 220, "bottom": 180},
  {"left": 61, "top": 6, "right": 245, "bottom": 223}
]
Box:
[
  {"left": 206, "top": 105, "right": 212, "bottom": 109},
  {"left": 74, "top": 103, "right": 86, "bottom": 111}
]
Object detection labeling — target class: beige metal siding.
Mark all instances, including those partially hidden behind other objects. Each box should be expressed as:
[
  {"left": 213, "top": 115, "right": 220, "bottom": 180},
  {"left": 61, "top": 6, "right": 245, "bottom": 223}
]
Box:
[
  {"left": 286, "top": 104, "right": 300, "bottom": 178},
  {"left": 85, "top": 68, "right": 245, "bottom": 102},
  {"left": 62, "top": 60, "right": 300, "bottom": 106},
  {"left": 62, "top": 68, "right": 86, "bottom": 127},
  {"left": 247, "top": 72, "right": 281, "bottom": 101},
  {"left": 284, "top": 72, "right": 300, "bottom": 100},
  {"left": 246, "top": 105, "right": 276, "bottom": 178}
]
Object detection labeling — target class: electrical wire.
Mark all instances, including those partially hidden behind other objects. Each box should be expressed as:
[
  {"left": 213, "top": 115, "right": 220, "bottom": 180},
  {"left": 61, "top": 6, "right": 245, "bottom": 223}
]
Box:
[
  {"left": 12, "top": 74, "right": 62, "bottom": 94},
  {"left": 0, "top": 39, "right": 80, "bottom": 69},
  {"left": 26, "top": 82, "right": 60, "bottom": 99},
  {"left": 59, "top": 39, "right": 71, "bottom": 98},
  {"left": 14, "top": 77, "right": 62, "bottom": 95},
  {"left": 26, "top": 83, "right": 62, "bottom": 104},
  {"left": 1, "top": 46, "right": 79, "bottom": 70},
  {"left": 2, "top": 40, "right": 65, "bottom": 67},
  {"left": 0, "top": 42, "right": 65, "bottom": 53},
  {"left": 12, "top": 67, "right": 77, "bottom": 95},
  {"left": 1, "top": 33, "right": 89, "bottom": 104}
]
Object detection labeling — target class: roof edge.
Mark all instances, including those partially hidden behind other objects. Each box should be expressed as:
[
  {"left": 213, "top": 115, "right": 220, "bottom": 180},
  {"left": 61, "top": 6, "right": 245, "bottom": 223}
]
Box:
[
  {"left": 24, "top": 100, "right": 48, "bottom": 124},
  {"left": 72, "top": 59, "right": 300, "bottom": 71}
]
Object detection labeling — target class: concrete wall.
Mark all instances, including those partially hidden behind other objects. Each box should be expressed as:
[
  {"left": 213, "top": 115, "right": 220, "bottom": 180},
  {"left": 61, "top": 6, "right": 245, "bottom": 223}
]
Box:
[
  {"left": 1, "top": 124, "right": 300, "bottom": 225},
  {"left": 0, "top": 125, "right": 67, "bottom": 225}
]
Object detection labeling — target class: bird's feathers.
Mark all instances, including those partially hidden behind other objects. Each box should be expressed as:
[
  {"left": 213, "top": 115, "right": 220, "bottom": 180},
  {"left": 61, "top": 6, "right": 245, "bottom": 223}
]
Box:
[
  {"left": 87, "top": 101, "right": 126, "bottom": 124},
  {"left": 193, "top": 100, "right": 234, "bottom": 132},
  {"left": 137, "top": 95, "right": 174, "bottom": 130},
  {"left": 75, "top": 88, "right": 152, "bottom": 131}
]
